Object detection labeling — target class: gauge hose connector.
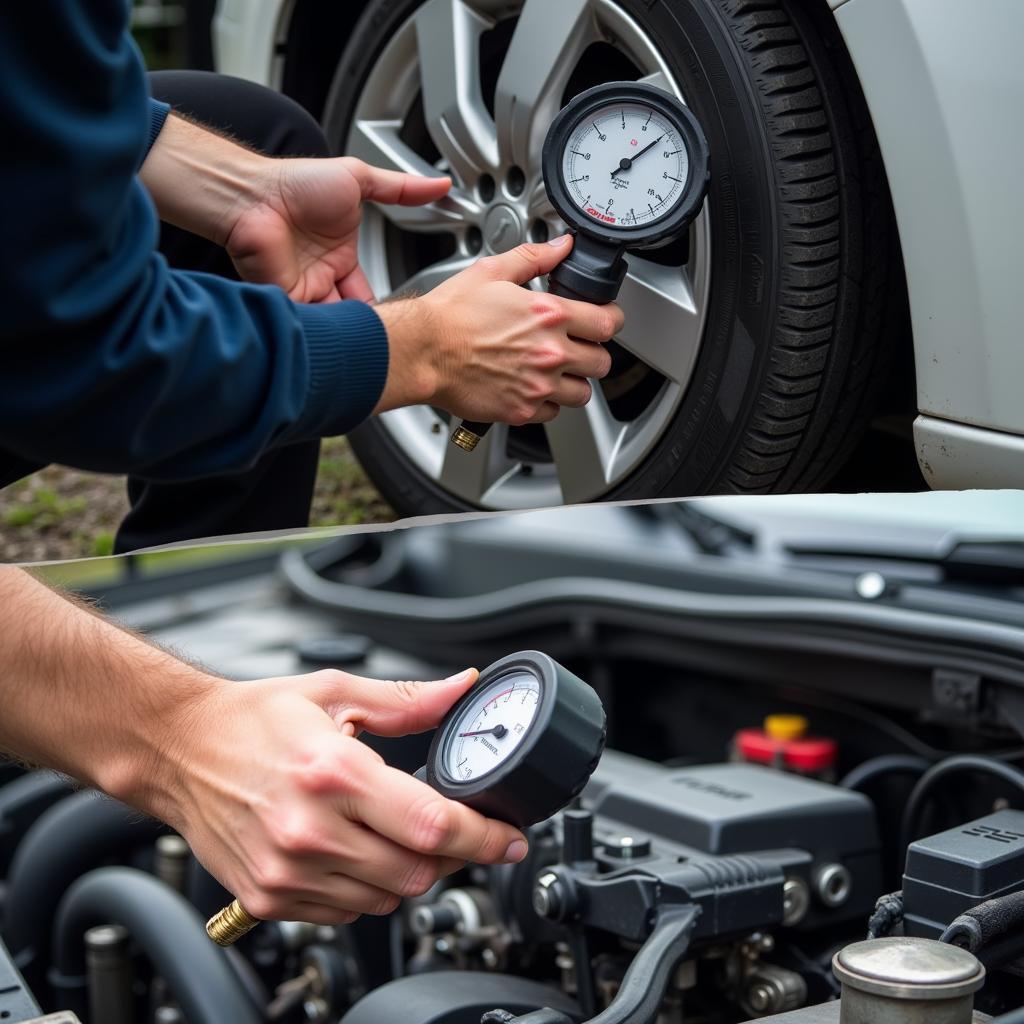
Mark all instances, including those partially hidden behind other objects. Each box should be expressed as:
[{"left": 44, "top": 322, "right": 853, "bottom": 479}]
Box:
[
  {"left": 451, "top": 424, "right": 484, "bottom": 452},
  {"left": 206, "top": 899, "right": 260, "bottom": 946}
]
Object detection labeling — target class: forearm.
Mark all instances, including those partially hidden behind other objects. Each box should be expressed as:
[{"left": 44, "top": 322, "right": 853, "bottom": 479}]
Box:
[
  {"left": 140, "top": 112, "right": 273, "bottom": 246},
  {"left": 0, "top": 567, "right": 221, "bottom": 821}
]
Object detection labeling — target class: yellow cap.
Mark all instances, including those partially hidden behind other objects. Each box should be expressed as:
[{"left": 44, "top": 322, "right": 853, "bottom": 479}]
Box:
[{"left": 764, "top": 714, "right": 808, "bottom": 741}]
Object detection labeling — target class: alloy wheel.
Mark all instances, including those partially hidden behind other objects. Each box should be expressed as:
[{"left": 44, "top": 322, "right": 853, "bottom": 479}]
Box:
[{"left": 346, "top": 0, "right": 711, "bottom": 508}]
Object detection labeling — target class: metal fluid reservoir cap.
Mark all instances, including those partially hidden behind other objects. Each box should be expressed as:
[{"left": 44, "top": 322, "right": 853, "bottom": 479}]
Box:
[{"left": 833, "top": 937, "right": 985, "bottom": 1001}]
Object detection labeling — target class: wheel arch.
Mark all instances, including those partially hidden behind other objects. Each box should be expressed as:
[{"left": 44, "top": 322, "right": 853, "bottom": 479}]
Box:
[{"left": 278, "top": 0, "right": 376, "bottom": 120}]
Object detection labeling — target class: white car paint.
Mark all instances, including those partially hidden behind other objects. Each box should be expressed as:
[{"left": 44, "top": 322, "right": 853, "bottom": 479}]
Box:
[
  {"left": 214, "top": 0, "right": 1024, "bottom": 490},
  {"left": 831, "top": 0, "right": 1024, "bottom": 489}
]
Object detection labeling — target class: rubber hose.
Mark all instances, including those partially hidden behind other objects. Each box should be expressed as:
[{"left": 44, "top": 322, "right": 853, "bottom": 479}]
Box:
[
  {"left": 0, "top": 772, "right": 73, "bottom": 873},
  {"left": 50, "top": 867, "right": 260, "bottom": 1024},
  {"left": 839, "top": 755, "right": 931, "bottom": 792},
  {"left": 901, "top": 755, "right": 1024, "bottom": 853},
  {"left": 941, "top": 891, "right": 1024, "bottom": 954},
  {"left": 3, "top": 790, "right": 164, "bottom": 987}
]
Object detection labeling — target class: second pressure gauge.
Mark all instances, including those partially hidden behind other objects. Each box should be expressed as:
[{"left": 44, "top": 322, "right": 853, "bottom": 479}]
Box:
[{"left": 421, "top": 651, "right": 606, "bottom": 828}]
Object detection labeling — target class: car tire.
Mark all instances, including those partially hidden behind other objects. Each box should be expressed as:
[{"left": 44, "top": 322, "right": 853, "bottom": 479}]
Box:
[{"left": 325, "top": 0, "right": 904, "bottom": 514}]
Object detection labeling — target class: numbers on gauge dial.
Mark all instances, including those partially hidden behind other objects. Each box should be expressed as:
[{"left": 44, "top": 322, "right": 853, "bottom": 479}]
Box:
[
  {"left": 561, "top": 102, "right": 690, "bottom": 228},
  {"left": 443, "top": 671, "right": 541, "bottom": 782}
]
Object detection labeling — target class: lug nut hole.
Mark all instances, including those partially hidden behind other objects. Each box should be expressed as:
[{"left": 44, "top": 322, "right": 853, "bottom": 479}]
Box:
[
  {"left": 466, "top": 226, "right": 484, "bottom": 255},
  {"left": 529, "top": 219, "right": 550, "bottom": 243},
  {"left": 506, "top": 166, "right": 526, "bottom": 198},
  {"left": 477, "top": 175, "right": 496, "bottom": 204}
]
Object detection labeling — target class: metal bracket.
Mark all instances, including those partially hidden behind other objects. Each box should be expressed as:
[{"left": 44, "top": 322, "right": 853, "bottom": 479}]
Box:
[{"left": 932, "top": 669, "right": 982, "bottom": 714}]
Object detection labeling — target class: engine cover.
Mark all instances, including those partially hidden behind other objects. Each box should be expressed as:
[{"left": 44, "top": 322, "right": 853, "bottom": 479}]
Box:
[
  {"left": 903, "top": 808, "right": 1024, "bottom": 937},
  {"left": 583, "top": 753, "right": 881, "bottom": 928}
]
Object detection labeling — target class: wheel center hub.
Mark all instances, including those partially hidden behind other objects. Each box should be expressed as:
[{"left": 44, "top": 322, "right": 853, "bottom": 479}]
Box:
[{"left": 483, "top": 204, "right": 525, "bottom": 254}]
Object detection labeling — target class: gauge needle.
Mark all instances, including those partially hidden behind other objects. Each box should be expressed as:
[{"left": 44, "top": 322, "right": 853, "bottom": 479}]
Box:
[
  {"left": 610, "top": 134, "right": 664, "bottom": 178},
  {"left": 459, "top": 725, "right": 508, "bottom": 739}
]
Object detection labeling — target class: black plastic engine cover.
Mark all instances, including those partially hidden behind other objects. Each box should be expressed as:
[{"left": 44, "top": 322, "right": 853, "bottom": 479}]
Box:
[
  {"left": 903, "top": 809, "right": 1024, "bottom": 937},
  {"left": 583, "top": 753, "right": 881, "bottom": 928}
]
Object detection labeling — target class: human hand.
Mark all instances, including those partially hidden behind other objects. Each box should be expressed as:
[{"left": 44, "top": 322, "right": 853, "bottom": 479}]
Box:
[
  {"left": 374, "top": 236, "right": 624, "bottom": 423},
  {"left": 225, "top": 157, "right": 452, "bottom": 303},
  {"left": 152, "top": 668, "right": 527, "bottom": 925}
]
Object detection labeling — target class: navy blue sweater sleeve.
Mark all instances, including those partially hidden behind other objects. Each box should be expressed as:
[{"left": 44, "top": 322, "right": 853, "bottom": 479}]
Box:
[
  {"left": 147, "top": 98, "right": 171, "bottom": 156},
  {"left": 0, "top": 3, "right": 388, "bottom": 481}
]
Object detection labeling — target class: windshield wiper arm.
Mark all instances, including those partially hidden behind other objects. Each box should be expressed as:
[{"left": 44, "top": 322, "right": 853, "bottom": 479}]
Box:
[{"left": 664, "top": 504, "right": 757, "bottom": 556}]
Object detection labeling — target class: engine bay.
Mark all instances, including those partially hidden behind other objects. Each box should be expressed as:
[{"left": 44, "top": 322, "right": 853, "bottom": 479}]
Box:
[{"left": 3, "top": 504, "right": 1024, "bottom": 1024}]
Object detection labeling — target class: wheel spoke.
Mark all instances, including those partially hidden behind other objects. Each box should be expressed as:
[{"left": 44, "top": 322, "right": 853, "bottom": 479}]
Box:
[
  {"left": 349, "top": 118, "right": 439, "bottom": 179},
  {"left": 494, "top": 0, "right": 596, "bottom": 169},
  {"left": 544, "top": 390, "right": 623, "bottom": 504},
  {"left": 438, "top": 424, "right": 519, "bottom": 504},
  {"left": 638, "top": 69, "right": 672, "bottom": 94},
  {"left": 379, "top": 193, "right": 478, "bottom": 234},
  {"left": 348, "top": 119, "right": 482, "bottom": 234},
  {"left": 392, "top": 253, "right": 476, "bottom": 296},
  {"left": 526, "top": 176, "right": 558, "bottom": 224},
  {"left": 615, "top": 256, "right": 702, "bottom": 384},
  {"left": 415, "top": 0, "right": 499, "bottom": 185}
]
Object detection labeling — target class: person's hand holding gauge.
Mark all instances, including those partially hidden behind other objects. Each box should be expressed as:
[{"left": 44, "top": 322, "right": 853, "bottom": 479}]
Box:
[
  {"left": 206, "top": 652, "right": 606, "bottom": 945},
  {"left": 452, "top": 81, "right": 710, "bottom": 453}
]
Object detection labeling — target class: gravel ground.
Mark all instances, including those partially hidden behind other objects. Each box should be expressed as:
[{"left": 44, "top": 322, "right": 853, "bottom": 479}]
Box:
[{"left": 0, "top": 437, "right": 393, "bottom": 564}]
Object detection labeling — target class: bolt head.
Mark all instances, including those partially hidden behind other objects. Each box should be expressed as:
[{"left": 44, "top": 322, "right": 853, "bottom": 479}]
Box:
[
  {"left": 783, "top": 876, "right": 811, "bottom": 925},
  {"left": 533, "top": 871, "right": 564, "bottom": 920},
  {"left": 748, "top": 984, "right": 773, "bottom": 1012}
]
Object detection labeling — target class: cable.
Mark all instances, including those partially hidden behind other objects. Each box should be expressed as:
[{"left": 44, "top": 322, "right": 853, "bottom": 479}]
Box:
[
  {"left": 901, "top": 755, "right": 1024, "bottom": 852},
  {"left": 840, "top": 755, "right": 931, "bottom": 792},
  {"left": 866, "top": 891, "right": 904, "bottom": 939}
]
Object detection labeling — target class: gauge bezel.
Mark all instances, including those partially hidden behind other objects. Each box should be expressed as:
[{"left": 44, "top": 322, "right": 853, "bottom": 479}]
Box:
[
  {"left": 430, "top": 651, "right": 556, "bottom": 797},
  {"left": 423, "top": 651, "right": 607, "bottom": 828},
  {"left": 542, "top": 81, "right": 710, "bottom": 250}
]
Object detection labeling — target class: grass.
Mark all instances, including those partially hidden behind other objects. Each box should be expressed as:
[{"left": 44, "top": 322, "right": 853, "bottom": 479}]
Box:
[
  {"left": 311, "top": 436, "right": 393, "bottom": 527},
  {"left": 3, "top": 488, "right": 87, "bottom": 529},
  {"left": 36, "top": 535, "right": 324, "bottom": 591},
  {"left": 0, "top": 437, "right": 393, "bottom": 564}
]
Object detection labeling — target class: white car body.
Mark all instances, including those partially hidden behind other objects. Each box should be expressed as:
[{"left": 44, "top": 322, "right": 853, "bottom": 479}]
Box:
[{"left": 214, "top": 0, "right": 1024, "bottom": 490}]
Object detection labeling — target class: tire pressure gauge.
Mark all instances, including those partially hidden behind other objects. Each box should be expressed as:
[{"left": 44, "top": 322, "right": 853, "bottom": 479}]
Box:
[
  {"left": 451, "top": 80, "right": 710, "bottom": 453},
  {"left": 420, "top": 651, "right": 607, "bottom": 827}
]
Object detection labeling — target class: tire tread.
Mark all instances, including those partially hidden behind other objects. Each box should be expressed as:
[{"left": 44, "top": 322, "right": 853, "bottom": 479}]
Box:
[{"left": 713, "top": 0, "right": 896, "bottom": 493}]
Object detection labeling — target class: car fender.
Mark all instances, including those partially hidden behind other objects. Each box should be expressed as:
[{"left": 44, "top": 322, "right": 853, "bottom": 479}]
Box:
[
  {"left": 213, "top": 0, "right": 293, "bottom": 87},
  {"left": 833, "top": 0, "right": 1024, "bottom": 486}
]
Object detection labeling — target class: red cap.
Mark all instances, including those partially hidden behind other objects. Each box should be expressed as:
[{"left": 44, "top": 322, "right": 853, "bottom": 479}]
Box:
[{"left": 734, "top": 727, "right": 837, "bottom": 773}]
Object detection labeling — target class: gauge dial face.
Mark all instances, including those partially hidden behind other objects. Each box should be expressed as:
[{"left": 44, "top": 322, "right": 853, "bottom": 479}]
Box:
[
  {"left": 560, "top": 102, "right": 691, "bottom": 230},
  {"left": 442, "top": 670, "right": 541, "bottom": 783}
]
